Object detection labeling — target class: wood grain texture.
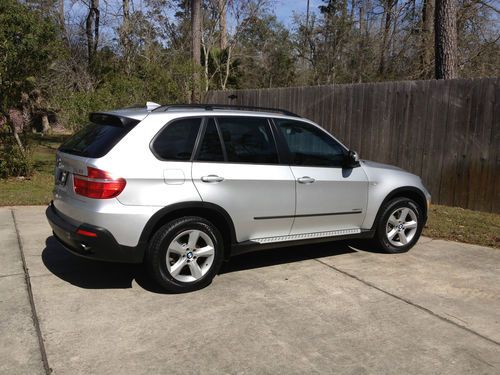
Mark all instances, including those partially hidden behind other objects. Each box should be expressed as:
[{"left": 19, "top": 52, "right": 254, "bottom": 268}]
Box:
[{"left": 206, "top": 78, "right": 499, "bottom": 213}]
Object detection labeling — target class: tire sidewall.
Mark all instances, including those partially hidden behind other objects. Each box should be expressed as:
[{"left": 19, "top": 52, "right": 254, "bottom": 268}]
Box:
[
  {"left": 376, "top": 198, "right": 424, "bottom": 253},
  {"left": 148, "top": 217, "right": 224, "bottom": 292}
]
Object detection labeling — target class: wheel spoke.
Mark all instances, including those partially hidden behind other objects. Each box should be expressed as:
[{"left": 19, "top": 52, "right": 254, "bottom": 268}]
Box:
[
  {"left": 399, "top": 208, "right": 410, "bottom": 221},
  {"left": 195, "top": 245, "right": 214, "bottom": 258},
  {"left": 405, "top": 220, "right": 418, "bottom": 229},
  {"left": 387, "top": 228, "right": 398, "bottom": 240},
  {"left": 168, "top": 240, "right": 185, "bottom": 255},
  {"left": 388, "top": 215, "right": 399, "bottom": 226},
  {"left": 188, "top": 261, "right": 203, "bottom": 279},
  {"left": 170, "top": 257, "right": 187, "bottom": 277},
  {"left": 187, "top": 230, "right": 201, "bottom": 249},
  {"left": 399, "top": 231, "right": 408, "bottom": 244}
]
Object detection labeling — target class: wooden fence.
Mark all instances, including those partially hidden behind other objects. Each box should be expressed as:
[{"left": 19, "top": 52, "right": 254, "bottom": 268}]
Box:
[{"left": 206, "top": 78, "right": 500, "bottom": 213}]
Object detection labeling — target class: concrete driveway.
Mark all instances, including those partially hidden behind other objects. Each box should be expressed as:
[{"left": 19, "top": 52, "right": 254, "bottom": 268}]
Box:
[{"left": 1, "top": 206, "right": 499, "bottom": 374}]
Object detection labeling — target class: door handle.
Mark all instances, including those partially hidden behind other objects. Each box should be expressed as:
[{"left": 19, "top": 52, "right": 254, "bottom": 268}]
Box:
[
  {"left": 201, "top": 175, "right": 224, "bottom": 183},
  {"left": 297, "top": 176, "right": 315, "bottom": 184}
]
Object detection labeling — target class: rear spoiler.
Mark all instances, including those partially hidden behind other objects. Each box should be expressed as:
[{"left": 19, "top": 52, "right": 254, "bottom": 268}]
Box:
[{"left": 89, "top": 112, "right": 140, "bottom": 128}]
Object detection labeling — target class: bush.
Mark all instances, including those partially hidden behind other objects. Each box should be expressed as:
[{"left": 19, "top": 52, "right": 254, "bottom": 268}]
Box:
[{"left": 0, "top": 126, "right": 34, "bottom": 178}]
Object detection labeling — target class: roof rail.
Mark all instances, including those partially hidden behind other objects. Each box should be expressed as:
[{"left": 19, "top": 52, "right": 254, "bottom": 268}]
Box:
[{"left": 151, "top": 104, "right": 300, "bottom": 117}]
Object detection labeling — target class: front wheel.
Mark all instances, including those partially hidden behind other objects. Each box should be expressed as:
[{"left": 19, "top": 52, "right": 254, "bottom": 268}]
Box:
[
  {"left": 146, "top": 216, "right": 224, "bottom": 293},
  {"left": 373, "top": 197, "right": 424, "bottom": 254}
]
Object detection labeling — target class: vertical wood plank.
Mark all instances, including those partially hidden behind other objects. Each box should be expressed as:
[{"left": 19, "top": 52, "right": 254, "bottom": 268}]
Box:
[{"left": 205, "top": 78, "right": 499, "bottom": 213}]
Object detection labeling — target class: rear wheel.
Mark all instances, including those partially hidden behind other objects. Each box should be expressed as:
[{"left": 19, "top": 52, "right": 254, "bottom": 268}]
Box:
[
  {"left": 373, "top": 197, "right": 424, "bottom": 253},
  {"left": 146, "top": 216, "right": 224, "bottom": 292}
]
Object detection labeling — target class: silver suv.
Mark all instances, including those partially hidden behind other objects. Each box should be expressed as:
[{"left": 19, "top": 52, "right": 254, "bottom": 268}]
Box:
[{"left": 46, "top": 104, "right": 431, "bottom": 292}]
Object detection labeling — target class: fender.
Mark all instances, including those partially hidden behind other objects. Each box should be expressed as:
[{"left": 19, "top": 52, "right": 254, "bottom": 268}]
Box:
[
  {"left": 369, "top": 186, "right": 428, "bottom": 231},
  {"left": 137, "top": 201, "right": 237, "bottom": 249}
]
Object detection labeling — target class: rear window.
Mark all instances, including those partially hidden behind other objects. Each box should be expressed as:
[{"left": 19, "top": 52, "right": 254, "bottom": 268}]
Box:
[
  {"left": 59, "top": 122, "right": 134, "bottom": 158},
  {"left": 151, "top": 118, "right": 202, "bottom": 161}
]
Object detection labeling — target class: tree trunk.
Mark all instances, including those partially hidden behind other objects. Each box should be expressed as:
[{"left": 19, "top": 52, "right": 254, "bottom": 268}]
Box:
[
  {"left": 358, "top": 6, "right": 366, "bottom": 82},
  {"left": 122, "top": 0, "right": 132, "bottom": 74},
  {"left": 5, "top": 111, "right": 25, "bottom": 155},
  {"left": 222, "top": 46, "right": 232, "bottom": 90},
  {"left": 435, "top": 0, "right": 458, "bottom": 79},
  {"left": 191, "top": 0, "right": 202, "bottom": 103},
  {"left": 219, "top": 0, "right": 227, "bottom": 50},
  {"left": 378, "top": 0, "right": 394, "bottom": 76},
  {"left": 391, "top": 0, "right": 399, "bottom": 58},
  {"left": 420, "top": 0, "right": 435, "bottom": 77},
  {"left": 86, "top": 0, "right": 100, "bottom": 68},
  {"left": 41, "top": 114, "right": 50, "bottom": 134},
  {"left": 58, "top": 0, "right": 69, "bottom": 46}
]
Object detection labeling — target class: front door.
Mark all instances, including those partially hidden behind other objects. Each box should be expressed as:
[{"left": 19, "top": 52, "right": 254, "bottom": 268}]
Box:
[{"left": 274, "top": 118, "right": 369, "bottom": 235}]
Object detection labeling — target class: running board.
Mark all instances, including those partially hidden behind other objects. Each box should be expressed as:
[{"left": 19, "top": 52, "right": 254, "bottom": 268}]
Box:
[
  {"left": 252, "top": 228, "right": 362, "bottom": 244},
  {"left": 230, "top": 228, "right": 372, "bottom": 257}
]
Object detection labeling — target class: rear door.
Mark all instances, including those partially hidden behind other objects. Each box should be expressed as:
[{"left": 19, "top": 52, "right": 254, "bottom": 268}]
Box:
[
  {"left": 191, "top": 117, "right": 295, "bottom": 242},
  {"left": 274, "top": 118, "right": 369, "bottom": 235}
]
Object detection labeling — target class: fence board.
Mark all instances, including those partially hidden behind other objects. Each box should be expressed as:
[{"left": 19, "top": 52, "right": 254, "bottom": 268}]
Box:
[{"left": 206, "top": 78, "right": 500, "bottom": 213}]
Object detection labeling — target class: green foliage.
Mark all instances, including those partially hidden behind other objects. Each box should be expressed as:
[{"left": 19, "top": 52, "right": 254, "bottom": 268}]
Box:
[
  {"left": 237, "top": 15, "right": 296, "bottom": 89},
  {"left": 51, "top": 48, "right": 193, "bottom": 130},
  {"left": 0, "top": 126, "right": 33, "bottom": 178},
  {"left": 0, "top": 0, "right": 61, "bottom": 111}
]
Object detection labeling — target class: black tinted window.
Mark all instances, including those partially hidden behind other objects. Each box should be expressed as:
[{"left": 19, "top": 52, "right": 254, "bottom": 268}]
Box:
[
  {"left": 59, "top": 122, "right": 135, "bottom": 158},
  {"left": 217, "top": 117, "right": 278, "bottom": 164},
  {"left": 152, "top": 118, "right": 201, "bottom": 160},
  {"left": 275, "top": 119, "right": 346, "bottom": 167},
  {"left": 197, "top": 119, "right": 225, "bottom": 162}
]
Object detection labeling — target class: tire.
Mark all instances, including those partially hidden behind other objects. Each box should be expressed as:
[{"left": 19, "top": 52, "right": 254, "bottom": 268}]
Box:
[
  {"left": 146, "top": 216, "right": 224, "bottom": 293},
  {"left": 372, "top": 197, "right": 424, "bottom": 254}
]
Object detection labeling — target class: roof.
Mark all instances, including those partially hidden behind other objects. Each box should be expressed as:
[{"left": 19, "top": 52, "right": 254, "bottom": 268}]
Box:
[{"left": 94, "top": 103, "right": 301, "bottom": 124}]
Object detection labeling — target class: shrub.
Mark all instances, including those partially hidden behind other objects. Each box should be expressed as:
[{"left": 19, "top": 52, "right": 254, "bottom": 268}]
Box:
[{"left": 0, "top": 125, "right": 34, "bottom": 178}]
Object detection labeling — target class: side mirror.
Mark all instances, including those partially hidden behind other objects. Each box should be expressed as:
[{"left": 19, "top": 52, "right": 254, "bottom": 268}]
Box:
[{"left": 343, "top": 150, "right": 360, "bottom": 168}]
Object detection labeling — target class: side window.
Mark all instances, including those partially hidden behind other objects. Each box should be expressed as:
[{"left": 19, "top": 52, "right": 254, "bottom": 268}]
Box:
[
  {"left": 152, "top": 118, "right": 201, "bottom": 160},
  {"left": 197, "top": 118, "right": 225, "bottom": 162},
  {"left": 275, "top": 119, "right": 346, "bottom": 167},
  {"left": 217, "top": 117, "right": 278, "bottom": 164}
]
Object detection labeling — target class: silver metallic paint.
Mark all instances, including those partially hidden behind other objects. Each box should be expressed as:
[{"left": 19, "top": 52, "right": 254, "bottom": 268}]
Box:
[{"left": 52, "top": 109, "right": 431, "bottom": 249}]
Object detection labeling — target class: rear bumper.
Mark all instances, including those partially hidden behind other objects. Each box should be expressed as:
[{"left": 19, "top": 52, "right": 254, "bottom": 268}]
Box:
[{"left": 45, "top": 202, "right": 144, "bottom": 263}]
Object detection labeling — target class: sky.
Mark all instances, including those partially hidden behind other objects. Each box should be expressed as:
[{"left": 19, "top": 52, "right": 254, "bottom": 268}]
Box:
[
  {"left": 273, "top": 0, "right": 324, "bottom": 26},
  {"left": 64, "top": 0, "right": 327, "bottom": 38}
]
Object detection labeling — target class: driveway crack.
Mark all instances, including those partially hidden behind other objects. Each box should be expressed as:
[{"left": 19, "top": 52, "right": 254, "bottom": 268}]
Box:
[
  {"left": 11, "top": 209, "right": 52, "bottom": 374},
  {"left": 314, "top": 258, "right": 500, "bottom": 347}
]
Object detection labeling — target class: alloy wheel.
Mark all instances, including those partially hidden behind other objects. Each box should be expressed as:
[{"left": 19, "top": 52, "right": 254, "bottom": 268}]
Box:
[
  {"left": 385, "top": 207, "right": 418, "bottom": 247},
  {"left": 166, "top": 229, "right": 215, "bottom": 282}
]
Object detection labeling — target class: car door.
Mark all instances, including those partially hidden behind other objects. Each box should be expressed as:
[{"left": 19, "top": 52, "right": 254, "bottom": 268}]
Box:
[
  {"left": 274, "top": 118, "right": 369, "bottom": 235},
  {"left": 191, "top": 117, "right": 295, "bottom": 242}
]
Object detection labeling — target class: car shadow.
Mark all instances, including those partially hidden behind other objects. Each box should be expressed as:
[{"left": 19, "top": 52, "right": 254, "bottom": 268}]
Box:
[
  {"left": 42, "top": 236, "right": 367, "bottom": 294},
  {"left": 220, "top": 241, "right": 356, "bottom": 274},
  {"left": 41, "top": 236, "right": 154, "bottom": 291}
]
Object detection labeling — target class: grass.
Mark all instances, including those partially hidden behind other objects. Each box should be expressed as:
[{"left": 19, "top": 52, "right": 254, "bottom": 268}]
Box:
[
  {"left": 1, "top": 134, "right": 499, "bottom": 248},
  {"left": 423, "top": 204, "right": 500, "bottom": 248},
  {"left": 0, "top": 134, "right": 66, "bottom": 206}
]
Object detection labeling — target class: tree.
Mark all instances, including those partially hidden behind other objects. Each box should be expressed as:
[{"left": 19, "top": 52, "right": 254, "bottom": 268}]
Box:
[
  {"left": 238, "top": 15, "right": 295, "bottom": 88},
  {"left": 420, "top": 0, "right": 435, "bottom": 77},
  {"left": 120, "top": 0, "right": 133, "bottom": 74},
  {"left": 378, "top": 0, "right": 395, "bottom": 76},
  {"left": 0, "top": 0, "right": 60, "bottom": 173},
  {"left": 435, "top": 0, "right": 458, "bottom": 79},
  {"left": 191, "top": 0, "right": 202, "bottom": 102},
  {"left": 86, "top": 0, "right": 100, "bottom": 69},
  {"left": 219, "top": 0, "right": 228, "bottom": 49},
  {"left": 0, "top": 0, "right": 60, "bottom": 116}
]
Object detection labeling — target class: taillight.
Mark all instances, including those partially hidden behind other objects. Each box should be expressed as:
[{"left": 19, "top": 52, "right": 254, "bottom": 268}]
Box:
[{"left": 73, "top": 167, "right": 126, "bottom": 199}]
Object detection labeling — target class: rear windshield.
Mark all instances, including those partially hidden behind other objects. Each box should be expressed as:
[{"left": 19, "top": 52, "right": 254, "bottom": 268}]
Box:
[{"left": 59, "top": 122, "right": 134, "bottom": 158}]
